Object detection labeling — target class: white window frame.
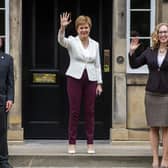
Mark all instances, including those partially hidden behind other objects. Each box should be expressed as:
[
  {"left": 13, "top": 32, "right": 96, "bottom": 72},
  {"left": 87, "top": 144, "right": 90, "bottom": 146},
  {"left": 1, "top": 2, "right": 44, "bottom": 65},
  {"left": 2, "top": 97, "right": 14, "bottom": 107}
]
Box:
[
  {"left": 5, "top": 0, "right": 10, "bottom": 53},
  {"left": 126, "top": 0, "right": 156, "bottom": 73},
  {"left": 0, "top": 0, "right": 9, "bottom": 53}
]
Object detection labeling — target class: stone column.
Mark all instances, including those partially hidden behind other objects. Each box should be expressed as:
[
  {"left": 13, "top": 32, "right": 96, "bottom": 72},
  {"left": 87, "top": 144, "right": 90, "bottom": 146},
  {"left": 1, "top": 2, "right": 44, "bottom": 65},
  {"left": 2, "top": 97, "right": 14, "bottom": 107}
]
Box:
[
  {"left": 8, "top": 0, "right": 23, "bottom": 141},
  {"left": 162, "top": 1, "right": 168, "bottom": 22},
  {"left": 111, "top": 0, "right": 128, "bottom": 140}
]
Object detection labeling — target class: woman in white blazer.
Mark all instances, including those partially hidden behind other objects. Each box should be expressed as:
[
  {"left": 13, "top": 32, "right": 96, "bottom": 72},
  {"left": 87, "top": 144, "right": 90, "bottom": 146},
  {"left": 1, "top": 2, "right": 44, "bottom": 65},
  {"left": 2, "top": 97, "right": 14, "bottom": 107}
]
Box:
[{"left": 58, "top": 12, "right": 103, "bottom": 154}]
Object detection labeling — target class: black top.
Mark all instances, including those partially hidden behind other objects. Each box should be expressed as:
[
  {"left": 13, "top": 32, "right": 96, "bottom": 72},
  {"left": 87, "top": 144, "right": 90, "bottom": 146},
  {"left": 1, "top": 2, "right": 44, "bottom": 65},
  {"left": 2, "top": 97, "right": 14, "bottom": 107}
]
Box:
[
  {"left": 0, "top": 50, "right": 14, "bottom": 103},
  {"left": 129, "top": 46, "right": 168, "bottom": 93}
]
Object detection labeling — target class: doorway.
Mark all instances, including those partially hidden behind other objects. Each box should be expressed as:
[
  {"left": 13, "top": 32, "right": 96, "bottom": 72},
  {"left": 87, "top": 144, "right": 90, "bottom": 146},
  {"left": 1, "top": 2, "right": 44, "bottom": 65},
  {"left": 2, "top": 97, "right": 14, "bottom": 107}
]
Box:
[{"left": 22, "top": 0, "right": 112, "bottom": 139}]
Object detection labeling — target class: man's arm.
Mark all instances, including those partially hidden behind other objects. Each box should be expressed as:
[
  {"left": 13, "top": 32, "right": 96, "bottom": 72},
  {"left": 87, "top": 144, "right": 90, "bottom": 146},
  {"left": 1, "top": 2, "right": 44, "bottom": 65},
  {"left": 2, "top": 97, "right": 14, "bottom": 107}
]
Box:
[{"left": 6, "top": 56, "right": 14, "bottom": 112}]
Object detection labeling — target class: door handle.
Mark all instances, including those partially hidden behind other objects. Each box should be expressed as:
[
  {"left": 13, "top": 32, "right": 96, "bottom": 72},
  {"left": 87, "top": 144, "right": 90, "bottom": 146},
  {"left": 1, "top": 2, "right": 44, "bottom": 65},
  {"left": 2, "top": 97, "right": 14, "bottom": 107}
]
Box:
[{"left": 103, "top": 49, "right": 110, "bottom": 72}]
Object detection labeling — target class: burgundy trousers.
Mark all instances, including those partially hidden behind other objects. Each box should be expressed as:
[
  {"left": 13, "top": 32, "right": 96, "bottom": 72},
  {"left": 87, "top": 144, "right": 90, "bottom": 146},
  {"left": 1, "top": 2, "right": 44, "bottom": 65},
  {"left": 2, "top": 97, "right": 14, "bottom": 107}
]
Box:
[{"left": 67, "top": 70, "right": 97, "bottom": 144}]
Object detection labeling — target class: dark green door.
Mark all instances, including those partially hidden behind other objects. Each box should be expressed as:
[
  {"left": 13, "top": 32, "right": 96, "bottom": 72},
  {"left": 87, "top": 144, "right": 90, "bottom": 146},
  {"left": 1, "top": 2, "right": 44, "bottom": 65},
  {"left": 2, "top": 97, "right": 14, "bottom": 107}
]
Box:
[{"left": 22, "top": 0, "right": 112, "bottom": 139}]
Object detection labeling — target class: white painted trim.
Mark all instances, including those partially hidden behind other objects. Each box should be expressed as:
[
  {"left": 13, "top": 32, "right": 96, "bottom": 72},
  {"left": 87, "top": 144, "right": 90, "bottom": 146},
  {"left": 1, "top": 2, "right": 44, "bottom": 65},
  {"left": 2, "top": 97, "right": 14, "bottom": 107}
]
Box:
[
  {"left": 5, "top": 0, "right": 10, "bottom": 53},
  {"left": 126, "top": 0, "right": 131, "bottom": 72},
  {"left": 130, "top": 9, "right": 151, "bottom": 11},
  {"left": 151, "top": 0, "right": 156, "bottom": 35},
  {"left": 126, "top": 0, "right": 155, "bottom": 74}
]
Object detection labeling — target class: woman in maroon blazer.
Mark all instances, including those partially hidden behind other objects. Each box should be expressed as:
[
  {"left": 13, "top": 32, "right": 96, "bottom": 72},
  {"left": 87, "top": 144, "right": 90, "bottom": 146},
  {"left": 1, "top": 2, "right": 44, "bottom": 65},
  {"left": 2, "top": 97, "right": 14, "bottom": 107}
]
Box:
[{"left": 129, "top": 23, "right": 168, "bottom": 168}]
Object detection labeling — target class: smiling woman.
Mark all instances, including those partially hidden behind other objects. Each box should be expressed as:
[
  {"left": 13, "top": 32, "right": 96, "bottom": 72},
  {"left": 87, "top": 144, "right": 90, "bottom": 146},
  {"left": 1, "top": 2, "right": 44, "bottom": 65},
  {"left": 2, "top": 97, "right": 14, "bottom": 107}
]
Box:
[
  {"left": 22, "top": 0, "right": 112, "bottom": 143},
  {"left": 58, "top": 12, "right": 103, "bottom": 154},
  {"left": 129, "top": 23, "right": 168, "bottom": 168},
  {"left": 75, "top": 16, "right": 91, "bottom": 49}
]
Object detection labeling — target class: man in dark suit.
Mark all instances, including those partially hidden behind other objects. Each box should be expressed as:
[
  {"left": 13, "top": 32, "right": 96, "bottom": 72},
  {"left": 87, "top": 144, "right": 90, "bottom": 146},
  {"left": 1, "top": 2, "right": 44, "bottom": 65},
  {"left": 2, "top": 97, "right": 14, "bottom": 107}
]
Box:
[{"left": 0, "top": 38, "right": 14, "bottom": 168}]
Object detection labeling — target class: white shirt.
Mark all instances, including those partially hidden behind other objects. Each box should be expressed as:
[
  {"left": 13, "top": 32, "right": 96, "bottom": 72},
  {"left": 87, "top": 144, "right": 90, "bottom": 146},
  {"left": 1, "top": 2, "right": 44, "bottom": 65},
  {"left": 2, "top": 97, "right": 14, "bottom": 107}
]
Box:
[
  {"left": 157, "top": 52, "right": 165, "bottom": 67},
  {"left": 58, "top": 29, "right": 103, "bottom": 83}
]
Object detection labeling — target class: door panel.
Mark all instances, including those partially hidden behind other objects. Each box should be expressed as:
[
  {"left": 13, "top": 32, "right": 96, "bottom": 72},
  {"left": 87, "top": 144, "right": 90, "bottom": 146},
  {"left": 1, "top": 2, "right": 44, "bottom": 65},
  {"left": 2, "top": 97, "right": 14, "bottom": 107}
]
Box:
[{"left": 22, "top": 0, "right": 112, "bottom": 139}]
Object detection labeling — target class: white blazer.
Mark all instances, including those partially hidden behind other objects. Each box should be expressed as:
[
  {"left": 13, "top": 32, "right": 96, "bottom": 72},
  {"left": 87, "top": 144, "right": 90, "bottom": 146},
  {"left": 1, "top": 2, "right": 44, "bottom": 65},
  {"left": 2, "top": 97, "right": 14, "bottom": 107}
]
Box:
[{"left": 58, "top": 30, "right": 103, "bottom": 84}]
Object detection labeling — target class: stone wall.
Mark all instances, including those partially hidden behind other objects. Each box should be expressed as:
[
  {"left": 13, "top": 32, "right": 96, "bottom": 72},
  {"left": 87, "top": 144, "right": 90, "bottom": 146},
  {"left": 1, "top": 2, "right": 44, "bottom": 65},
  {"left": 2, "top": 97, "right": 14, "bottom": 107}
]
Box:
[
  {"left": 9, "top": 0, "right": 23, "bottom": 141},
  {"left": 111, "top": 0, "right": 127, "bottom": 140},
  {"left": 9, "top": 0, "right": 166, "bottom": 141},
  {"left": 111, "top": 0, "right": 163, "bottom": 141}
]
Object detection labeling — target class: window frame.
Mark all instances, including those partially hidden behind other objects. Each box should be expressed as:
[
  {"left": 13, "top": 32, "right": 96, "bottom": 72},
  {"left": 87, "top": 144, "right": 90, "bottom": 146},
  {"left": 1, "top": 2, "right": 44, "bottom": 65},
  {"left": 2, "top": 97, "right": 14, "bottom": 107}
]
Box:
[
  {"left": 0, "top": 0, "right": 9, "bottom": 53},
  {"left": 126, "top": 0, "right": 156, "bottom": 74},
  {"left": 5, "top": 0, "right": 9, "bottom": 53}
]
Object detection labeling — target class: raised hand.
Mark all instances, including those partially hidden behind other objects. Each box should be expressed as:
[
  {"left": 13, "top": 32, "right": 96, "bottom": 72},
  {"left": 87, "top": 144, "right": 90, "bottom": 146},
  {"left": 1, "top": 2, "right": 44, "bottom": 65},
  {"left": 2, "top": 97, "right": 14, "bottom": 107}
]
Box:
[
  {"left": 60, "top": 12, "right": 72, "bottom": 28},
  {"left": 130, "top": 37, "right": 140, "bottom": 55}
]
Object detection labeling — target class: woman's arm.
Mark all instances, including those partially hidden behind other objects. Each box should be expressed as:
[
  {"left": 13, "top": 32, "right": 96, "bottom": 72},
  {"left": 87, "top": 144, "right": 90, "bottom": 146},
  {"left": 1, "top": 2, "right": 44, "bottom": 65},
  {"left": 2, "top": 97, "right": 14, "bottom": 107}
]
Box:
[
  {"left": 95, "top": 43, "right": 103, "bottom": 84},
  {"left": 58, "top": 12, "right": 71, "bottom": 48},
  {"left": 95, "top": 44, "right": 103, "bottom": 96},
  {"left": 129, "top": 37, "right": 146, "bottom": 68}
]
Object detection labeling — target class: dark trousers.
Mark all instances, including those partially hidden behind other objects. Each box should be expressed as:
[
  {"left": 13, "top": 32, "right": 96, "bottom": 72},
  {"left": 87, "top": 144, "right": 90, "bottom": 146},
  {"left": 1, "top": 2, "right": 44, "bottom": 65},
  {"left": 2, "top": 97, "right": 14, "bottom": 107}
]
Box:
[
  {"left": 0, "top": 105, "right": 8, "bottom": 164},
  {"left": 67, "top": 70, "right": 97, "bottom": 144}
]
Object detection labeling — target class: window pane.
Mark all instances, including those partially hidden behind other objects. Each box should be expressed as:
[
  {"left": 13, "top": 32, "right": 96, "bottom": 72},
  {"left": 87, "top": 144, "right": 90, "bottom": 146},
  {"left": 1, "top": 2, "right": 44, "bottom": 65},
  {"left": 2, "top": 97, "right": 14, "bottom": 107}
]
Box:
[
  {"left": 0, "top": 37, "right": 5, "bottom": 52},
  {"left": 131, "top": 0, "right": 150, "bottom": 9},
  {"left": 141, "top": 39, "right": 150, "bottom": 49},
  {"left": 0, "top": 0, "right": 5, "bottom": 8},
  {"left": 131, "top": 11, "right": 150, "bottom": 37},
  {"left": 0, "top": 11, "right": 5, "bottom": 35}
]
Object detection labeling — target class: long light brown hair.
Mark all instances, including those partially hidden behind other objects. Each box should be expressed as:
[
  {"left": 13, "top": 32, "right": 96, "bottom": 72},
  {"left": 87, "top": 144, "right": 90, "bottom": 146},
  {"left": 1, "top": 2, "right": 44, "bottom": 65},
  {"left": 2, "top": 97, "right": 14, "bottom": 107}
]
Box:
[{"left": 151, "top": 23, "right": 168, "bottom": 49}]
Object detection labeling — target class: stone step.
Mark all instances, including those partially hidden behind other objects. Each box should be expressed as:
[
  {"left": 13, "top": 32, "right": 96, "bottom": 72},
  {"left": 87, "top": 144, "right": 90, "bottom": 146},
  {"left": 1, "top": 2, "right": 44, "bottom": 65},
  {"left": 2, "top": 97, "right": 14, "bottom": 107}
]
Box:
[
  {"left": 13, "top": 167, "right": 150, "bottom": 168},
  {"left": 8, "top": 140, "right": 160, "bottom": 167},
  {"left": 10, "top": 156, "right": 152, "bottom": 167}
]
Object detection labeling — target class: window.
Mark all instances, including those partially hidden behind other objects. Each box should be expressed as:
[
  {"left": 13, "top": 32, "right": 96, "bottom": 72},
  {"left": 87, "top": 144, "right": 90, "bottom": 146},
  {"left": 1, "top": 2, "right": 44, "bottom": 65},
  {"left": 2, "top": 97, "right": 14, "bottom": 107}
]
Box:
[
  {"left": 0, "top": 0, "right": 9, "bottom": 53},
  {"left": 126, "top": 0, "right": 155, "bottom": 73}
]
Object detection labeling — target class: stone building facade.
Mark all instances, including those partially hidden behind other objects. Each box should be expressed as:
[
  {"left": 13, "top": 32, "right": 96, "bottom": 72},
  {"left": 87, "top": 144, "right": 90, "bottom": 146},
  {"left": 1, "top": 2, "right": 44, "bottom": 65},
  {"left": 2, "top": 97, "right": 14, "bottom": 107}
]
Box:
[{"left": 1, "top": 0, "right": 167, "bottom": 141}]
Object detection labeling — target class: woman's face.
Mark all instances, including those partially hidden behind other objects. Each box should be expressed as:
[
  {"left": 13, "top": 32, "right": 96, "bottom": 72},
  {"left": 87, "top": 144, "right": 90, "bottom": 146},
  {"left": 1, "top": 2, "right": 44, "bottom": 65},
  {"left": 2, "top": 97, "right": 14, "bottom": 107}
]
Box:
[
  {"left": 158, "top": 25, "right": 168, "bottom": 44},
  {"left": 77, "top": 23, "right": 90, "bottom": 40}
]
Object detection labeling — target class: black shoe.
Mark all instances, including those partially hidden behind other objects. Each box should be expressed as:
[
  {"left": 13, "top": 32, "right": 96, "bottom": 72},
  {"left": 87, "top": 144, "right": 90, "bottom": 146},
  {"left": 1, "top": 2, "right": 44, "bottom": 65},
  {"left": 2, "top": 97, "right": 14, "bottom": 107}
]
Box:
[{"left": 0, "top": 163, "right": 13, "bottom": 168}]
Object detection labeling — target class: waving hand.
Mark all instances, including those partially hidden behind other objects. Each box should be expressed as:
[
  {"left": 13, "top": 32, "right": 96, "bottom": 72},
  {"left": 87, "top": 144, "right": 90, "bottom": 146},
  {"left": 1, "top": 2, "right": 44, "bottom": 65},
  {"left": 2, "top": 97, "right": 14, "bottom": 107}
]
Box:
[
  {"left": 60, "top": 12, "right": 72, "bottom": 29},
  {"left": 129, "top": 37, "right": 140, "bottom": 56}
]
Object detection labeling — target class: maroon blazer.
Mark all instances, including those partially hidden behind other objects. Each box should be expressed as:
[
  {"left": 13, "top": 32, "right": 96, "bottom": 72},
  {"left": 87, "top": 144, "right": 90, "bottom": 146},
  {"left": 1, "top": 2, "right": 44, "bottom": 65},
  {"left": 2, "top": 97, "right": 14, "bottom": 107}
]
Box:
[{"left": 129, "top": 47, "right": 168, "bottom": 93}]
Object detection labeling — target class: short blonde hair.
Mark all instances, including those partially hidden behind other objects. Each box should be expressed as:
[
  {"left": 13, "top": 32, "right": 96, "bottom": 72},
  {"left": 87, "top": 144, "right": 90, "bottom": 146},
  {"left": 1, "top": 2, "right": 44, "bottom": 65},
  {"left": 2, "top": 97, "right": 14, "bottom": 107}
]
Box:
[
  {"left": 75, "top": 15, "right": 92, "bottom": 30},
  {"left": 151, "top": 23, "right": 168, "bottom": 49}
]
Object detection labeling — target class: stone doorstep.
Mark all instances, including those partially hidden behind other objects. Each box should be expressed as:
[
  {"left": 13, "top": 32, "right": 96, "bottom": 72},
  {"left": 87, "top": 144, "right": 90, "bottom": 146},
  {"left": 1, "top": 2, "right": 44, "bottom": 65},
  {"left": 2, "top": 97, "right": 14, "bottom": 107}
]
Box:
[
  {"left": 10, "top": 156, "right": 152, "bottom": 168},
  {"left": 8, "top": 140, "right": 157, "bottom": 167},
  {"left": 8, "top": 140, "right": 158, "bottom": 157},
  {"left": 13, "top": 167, "right": 150, "bottom": 168}
]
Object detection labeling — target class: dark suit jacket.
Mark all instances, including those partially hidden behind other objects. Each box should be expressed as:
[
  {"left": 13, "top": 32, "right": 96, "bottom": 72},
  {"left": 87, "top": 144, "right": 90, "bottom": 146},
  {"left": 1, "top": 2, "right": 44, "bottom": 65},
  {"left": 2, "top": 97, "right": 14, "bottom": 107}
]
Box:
[
  {"left": 129, "top": 47, "right": 168, "bottom": 93},
  {"left": 0, "top": 50, "right": 14, "bottom": 105}
]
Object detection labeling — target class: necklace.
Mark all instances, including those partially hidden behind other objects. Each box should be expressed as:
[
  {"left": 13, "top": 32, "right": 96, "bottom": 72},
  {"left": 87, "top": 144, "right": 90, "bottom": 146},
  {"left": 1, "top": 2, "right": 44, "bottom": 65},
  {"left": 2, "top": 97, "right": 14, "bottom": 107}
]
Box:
[{"left": 159, "top": 48, "right": 167, "bottom": 54}]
